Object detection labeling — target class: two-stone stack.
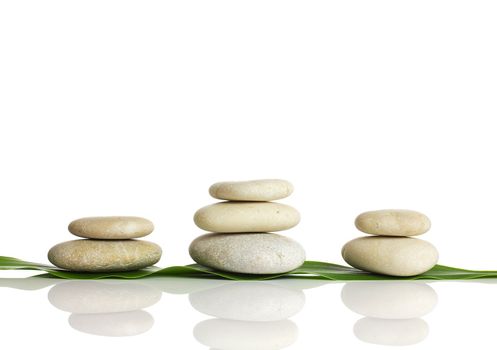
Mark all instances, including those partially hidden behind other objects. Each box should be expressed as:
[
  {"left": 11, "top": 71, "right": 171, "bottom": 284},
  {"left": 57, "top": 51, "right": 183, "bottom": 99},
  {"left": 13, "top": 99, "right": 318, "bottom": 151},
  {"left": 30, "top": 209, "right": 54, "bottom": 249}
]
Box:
[
  {"left": 341, "top": 210, "right": 439, "bottom": 276},
  {"left": 48, "top": 216, "right": 162, "bottom": 272},
  {"left": 189, "top": 179, "right": 305, "bottom": 274}
]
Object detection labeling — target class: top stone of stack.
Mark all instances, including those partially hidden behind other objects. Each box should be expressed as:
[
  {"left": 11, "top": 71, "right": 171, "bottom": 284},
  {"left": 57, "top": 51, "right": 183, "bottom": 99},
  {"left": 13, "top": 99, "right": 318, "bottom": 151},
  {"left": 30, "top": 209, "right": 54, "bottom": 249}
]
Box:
[
  {"left": 68, "top": 216, "right": 154, "bottom": 239},
  {"left": 354, "top": 209, "right": 431, "bottom": 237},
  {"left": 209, "top": 179, "right": 294, "bottom": 201}
]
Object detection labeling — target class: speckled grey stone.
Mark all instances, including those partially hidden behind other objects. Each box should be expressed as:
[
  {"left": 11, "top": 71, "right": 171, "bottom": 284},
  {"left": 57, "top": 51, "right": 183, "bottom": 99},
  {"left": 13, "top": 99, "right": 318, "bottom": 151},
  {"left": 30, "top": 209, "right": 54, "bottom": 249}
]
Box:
[
  {"left": 341, "top": 236, "right": 438, "bottom": 277},
  {"left": 189, "top": 233, "right": 306, "bottom": 274},
  {"left": 68, "top": 216, "right": 154, "bottom": 239},
  {"left": 194, "top": 202, "right": 300, "bottom": 233},
  {"left": 355, "top": 209, "right": 431, "bottom": 236},
  {"left": 209, "top": 179, "right": 294, "bottom": 201},
  {"left": 48, "top": 239, "right": 162, "bottom": 272}
]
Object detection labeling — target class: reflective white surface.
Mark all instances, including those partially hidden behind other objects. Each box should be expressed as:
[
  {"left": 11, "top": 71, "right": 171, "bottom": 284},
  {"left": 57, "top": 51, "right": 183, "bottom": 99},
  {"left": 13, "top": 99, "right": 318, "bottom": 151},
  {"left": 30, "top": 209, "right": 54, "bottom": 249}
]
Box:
[{"left": 2, "top": 274, "right": 497, "bottom": 348}]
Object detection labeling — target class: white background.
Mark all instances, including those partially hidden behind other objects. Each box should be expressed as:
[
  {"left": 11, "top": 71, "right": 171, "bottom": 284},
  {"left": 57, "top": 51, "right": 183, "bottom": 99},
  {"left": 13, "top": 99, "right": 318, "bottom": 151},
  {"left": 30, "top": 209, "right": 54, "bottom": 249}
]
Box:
[
  {"left": 1, "top": 1, "right": 497, "bottom": 348},
  {"left": 1, "top": 0, "right": 497, "bottom": 269}
]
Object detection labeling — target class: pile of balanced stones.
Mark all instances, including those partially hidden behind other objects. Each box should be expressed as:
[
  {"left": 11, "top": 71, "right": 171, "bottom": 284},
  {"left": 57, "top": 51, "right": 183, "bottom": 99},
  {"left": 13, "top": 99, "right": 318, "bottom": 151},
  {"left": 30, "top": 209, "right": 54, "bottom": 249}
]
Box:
[
  {"left": 48, "top": 216, "right": 162, "bottom": 272},
  {"left": 341, "top": 209, "right": 439, "bottom": 276},
  {"left": 189, "top": 179, "right": 306, "bottom": 274}
]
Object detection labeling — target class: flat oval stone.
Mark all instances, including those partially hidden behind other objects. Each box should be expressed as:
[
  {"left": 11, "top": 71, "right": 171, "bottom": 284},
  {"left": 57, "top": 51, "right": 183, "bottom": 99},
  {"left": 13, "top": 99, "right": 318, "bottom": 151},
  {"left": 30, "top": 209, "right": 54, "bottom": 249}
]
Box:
[
  {"left": 68, "top": 216, "right": 154, "bottom": 239},
  {"left": 48, "top": 239, "right": 162, "bottom": 272},
  {"left": 341, "top": 282, "right": 437, "bottom": 319},
  {"left": 194, "top": 202, "right": 300, "bottom": 233},
  {"left": 341, "top": 236, "right": 438, "bottom": 276},
  {"left": 189, "top": 233, "right": 306, "bottom": 274},
  {"left": 69, "top": 311, "right": 154, "bottom": 337},
  {"left": 189, "top": 282, "right": 305, "bottom": 321},
  {"left": 194, "top": 319, "right": 298, "bottom": 350},
  {"left": 48, "top": 280, "right": 161, "bottom": 313},
  {"left": 209, "top": 179, "right": 294, "bottom": 201},
  {"left": 355, "top": 209, "right": 431, "bottom": 236}
]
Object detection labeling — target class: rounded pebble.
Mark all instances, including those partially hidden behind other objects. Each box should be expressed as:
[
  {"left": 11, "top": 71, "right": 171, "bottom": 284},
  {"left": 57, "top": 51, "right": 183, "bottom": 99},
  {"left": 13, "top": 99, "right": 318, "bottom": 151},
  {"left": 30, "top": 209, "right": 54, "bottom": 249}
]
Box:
[
  {"left": 69, "top": 311, "right": 154, "bottom": 337},
  {"left": 209, "top": 179, "right": 294, "bottom": 201},
  {"left": 68, "top": 216, "right": 154, "bottom": 239},
  {"left": 189, "top": 233, "right": 306, "bottom": 274},
  {"left": 194, "top": 319, "right": 298, "bottom": 350},
  {"left": 341, "top": 236, "right": 438, "bottom": 276},
  {"left": 355, "top": 209, "right": 431, "bottom": 236},
  {"left": 48, "top": 280, "right": 161, "bottom": 313},
  {"left": 194, "top": 202, "right": 300, "bottom": 233},
  {"left": 341, "top": 282, "right": 437, "bottom": 319},
  {"left": 48, "top": 239, "right": 162, "bottom": 272},
  {"left": 189, "top": 282, "right": 305, "bottom": 321},
  {"left": 354, "top": 318, "right": 429, "bottom": 346}
]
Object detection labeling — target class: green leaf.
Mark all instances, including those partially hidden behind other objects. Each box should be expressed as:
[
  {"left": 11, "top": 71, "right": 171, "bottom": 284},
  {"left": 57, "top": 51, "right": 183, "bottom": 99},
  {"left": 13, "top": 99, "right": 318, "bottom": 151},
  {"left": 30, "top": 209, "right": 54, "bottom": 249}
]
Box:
[{"left": 1, "top": 255, "right": 497, "bottom": 280}]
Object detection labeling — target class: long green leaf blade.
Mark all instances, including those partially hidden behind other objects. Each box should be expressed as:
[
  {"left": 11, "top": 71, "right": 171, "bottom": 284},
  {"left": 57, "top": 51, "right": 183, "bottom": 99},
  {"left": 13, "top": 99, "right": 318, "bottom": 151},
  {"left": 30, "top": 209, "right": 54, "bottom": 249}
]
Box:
[{"left": 2, "top": 256, "right": 497, "bottom": 280}]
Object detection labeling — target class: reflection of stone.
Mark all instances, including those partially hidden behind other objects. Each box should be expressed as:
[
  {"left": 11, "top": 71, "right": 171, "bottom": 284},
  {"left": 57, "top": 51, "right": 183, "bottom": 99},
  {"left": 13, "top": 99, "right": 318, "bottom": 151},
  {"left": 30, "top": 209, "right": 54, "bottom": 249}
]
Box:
[
  {"left": 0, "top": 277, "right": 61, "bottom": 291},
  {"left": 191, "top": 281, "right": 304, "bottom": 350},
  {"left": 48, "top": 280, "right": 161, "bottom": 313},
  {"left": 140, "top": 277, "right": 229, "bottom": 295},
  {"left": 341, "top": 282, "right": 437, "bottom": 319},
  {"left": 268, "top": 278, "right": 331, "bottom": 291},
  {"left": 189, "top": 282, "right": 305, "bottom": 321},
  {"left": 194, "top": 319, "right": 298, "bottom": 350},
  {"left": 354, "top": 317, "right": 429, "bottom": 346},
  {"left": 69, "top": 310, "right": 154, "bottom": 337},
  {"left": 48, "top": 280, "right": 161, "bottom": 337},
  {"left": 342, "top": 282, "right": 437, "bottom": 346}
]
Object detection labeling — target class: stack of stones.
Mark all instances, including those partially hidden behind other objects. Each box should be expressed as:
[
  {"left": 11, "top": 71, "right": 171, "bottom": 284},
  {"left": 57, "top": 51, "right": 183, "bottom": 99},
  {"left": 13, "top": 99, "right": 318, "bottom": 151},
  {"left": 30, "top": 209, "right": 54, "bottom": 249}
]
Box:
[
  {"left": 189, "top": 179, "right": 305, "bottom": 274},
  {"left": 341, "top": 210, "right": 439, "bottom": 277},
  {"left": 48, "top": 216, "right": 162, "bottom": 272}
]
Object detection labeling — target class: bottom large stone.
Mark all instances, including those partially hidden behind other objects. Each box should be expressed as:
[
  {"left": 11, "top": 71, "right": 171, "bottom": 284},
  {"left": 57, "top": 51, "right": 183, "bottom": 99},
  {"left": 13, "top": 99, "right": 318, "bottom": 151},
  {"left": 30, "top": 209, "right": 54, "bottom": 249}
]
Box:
[
  {"left": 48, "top": 239, "right": 162, "bottom": 272},
  {"left": 189, "top": 233, "right": 305, "bottom": 274}
]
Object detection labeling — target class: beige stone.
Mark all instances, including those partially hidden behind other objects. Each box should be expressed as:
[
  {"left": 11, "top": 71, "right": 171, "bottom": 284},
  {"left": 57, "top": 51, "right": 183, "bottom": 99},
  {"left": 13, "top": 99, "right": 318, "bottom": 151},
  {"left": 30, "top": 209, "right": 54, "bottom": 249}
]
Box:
[
  {"left": 68, "top": 216, "right": 154, "bottom": 239},
  {"left": 355, "top": 209, "right": 431, "bottom": 236},
  {"left": 48, "top": 239, "right": 162, "bottom": 272},
  {"left": 189, "top": 233, "right": 306, "bottom": 274},
  {"left": 209, "top": 179, "right": 294, "bottom": 201},
  {"left": 341, "top": 236, "right": 438, "bottom": 277},
  {"left": 194, "top": 202, "right": 300, "bottom": 233}
]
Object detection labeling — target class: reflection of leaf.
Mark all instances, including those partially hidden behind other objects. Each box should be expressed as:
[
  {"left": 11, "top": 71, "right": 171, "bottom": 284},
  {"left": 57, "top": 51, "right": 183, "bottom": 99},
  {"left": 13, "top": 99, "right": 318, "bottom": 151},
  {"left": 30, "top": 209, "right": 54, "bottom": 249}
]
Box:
[{"left": 2, "top": 255, "right": 497, "bottom": 280}]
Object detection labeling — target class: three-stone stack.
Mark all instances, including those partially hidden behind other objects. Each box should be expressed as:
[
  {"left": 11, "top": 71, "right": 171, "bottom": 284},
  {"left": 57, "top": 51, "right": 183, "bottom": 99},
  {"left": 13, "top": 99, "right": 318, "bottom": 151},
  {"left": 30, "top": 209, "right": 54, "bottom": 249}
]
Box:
[
  {"left": 48, "top": 216, "right": 162, "bottom": 272},
  {"left": 341, "top": 209, "right": 439, "bottom": 276},
  {"left": 190, "top": 179, "right": 306, "bottom": 274}
]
